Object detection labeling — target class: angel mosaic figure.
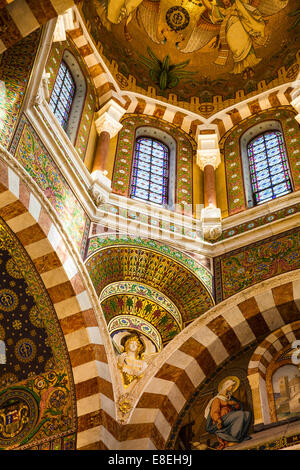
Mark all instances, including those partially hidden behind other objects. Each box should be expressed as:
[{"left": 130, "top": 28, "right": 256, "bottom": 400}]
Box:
[
  {"left": 202, "top": 0, "right": 267, "bottom": 74},
  {"left": 136, "top": 0, "right": 290, "bottom": 75}
]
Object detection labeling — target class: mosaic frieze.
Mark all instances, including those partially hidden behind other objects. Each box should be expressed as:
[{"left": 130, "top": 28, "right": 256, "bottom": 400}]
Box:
[
  {"left": 100, "top": 281, "right": 182, "bottom": 326},
  {"left": 0, "top": 217, "right": 75, "bottom": 449},
  {"left": 0, "top": 30, "right": 40, "bottom": 149},
  {"left": 11, "top": 118, "right": 87, "bottom": 252},
  {"left": 112, "top": 114, "right": 195, "bottom": 214},
  {"left": 102, "top": 294, "right": 181, "bottom": 345},
  {"left": 86, "top": 245, "right": 214, "bottom": 324},
  {"left": 220, "top": 201, "right": 300, "bottom": 241},
  {"left": 214, "top": 228, "right": 300, "bottom": 302},
  {"left": 221, "top": 107, "right": 300, "bottom": 215}
]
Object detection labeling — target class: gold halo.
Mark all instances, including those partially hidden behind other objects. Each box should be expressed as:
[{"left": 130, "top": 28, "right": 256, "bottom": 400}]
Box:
[{"left": 217, "top": 376, "right": 240, "bottom": 393}]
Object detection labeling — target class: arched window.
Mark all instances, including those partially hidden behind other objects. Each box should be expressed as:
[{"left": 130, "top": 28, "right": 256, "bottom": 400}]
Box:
[
  {"left": 241, "top": 122, "right": 293, "bottom": 208},
  {"left": 247, "top": 130, "right": 292, "bottom": 205},
  {"left": 49, "top": 50, "right": 86, "bottom": 144},
  {"left": 130, "top": 137, "right": 170, "bottom": 206},
  {"left": 49, "top": 60, "right": 75, "bottom": 132}
]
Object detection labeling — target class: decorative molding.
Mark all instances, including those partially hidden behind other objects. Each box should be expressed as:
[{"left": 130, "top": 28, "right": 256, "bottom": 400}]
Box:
[
  {"left": 95, "top": 99, "right": 126, "bottom": 138},
  {"left": 197, "top": 131, "right": 221, "bottom": 171}
]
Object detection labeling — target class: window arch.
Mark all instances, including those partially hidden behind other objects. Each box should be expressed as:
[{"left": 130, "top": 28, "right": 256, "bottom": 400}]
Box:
[
  {"left": 49, "top": 50, "right": 86, "bottom": 143},
  {"left": 130, "top": 137, "right": 169, "bottom": 206},
  {"left": 241, "top": 121, "right": 292, "bottom": 207},
  {"left": 129, "top": 127, "right": 177, "bottom": 209},
  {"left": 49, "top": 60, "right": 76, "bottom": 131}
]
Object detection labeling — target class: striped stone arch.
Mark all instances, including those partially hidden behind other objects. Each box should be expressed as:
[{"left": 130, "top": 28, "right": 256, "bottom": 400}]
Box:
[
  {"left": 247, "top": 321, "right": 300, "bottom": 428},
  {"left": 0, "top": 152, "right": 115, "bottom": 450},
  {"left": 248, "top": 321, "right": 300, "bottom": 379},
  {"left": 120, "top": 269, "right": 300, "bottom": 450}
]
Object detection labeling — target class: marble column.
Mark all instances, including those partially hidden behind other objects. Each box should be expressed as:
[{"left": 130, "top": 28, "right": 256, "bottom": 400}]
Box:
[
  {"left": 89, "top": 99, "right": 125, "bottom": 206},
  {"left": 92, "top": 129, "right": 111, "bottom": 173},
  {"left": 92, "top": 99, "right": 126, "bottom": 176},
  {"left": 197, "top": 130, "right": 222, "bottom": 241}
]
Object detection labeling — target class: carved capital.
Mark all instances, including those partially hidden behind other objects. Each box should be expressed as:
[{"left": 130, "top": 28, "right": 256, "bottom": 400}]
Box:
[
  {"left": 95, "top": 99, "right": 126, "bottom": 138},
  {"left": 201, "top": 204, "right": 222, "bottom": 242},
  {"left": 197, "top": 131, "right": 221, "bottom": 171},
  {"left": 89, "top": 180, "right": 109, "bottom": 207},
  {"left": 291, "top": 92, "right": 300, "bottom": 124},
  {"left": 53, "top": 8, "right": 77, "bottom": 42}
]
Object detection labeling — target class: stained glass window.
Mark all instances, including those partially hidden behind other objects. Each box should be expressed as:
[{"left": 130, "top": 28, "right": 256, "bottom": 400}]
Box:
[
  {"left": 49, "top": 61, "right": 76, "bottom": 131},
  {"left": 130, "top": 137, "right": 169, "bottom": 206},
  {"left": 247, "top": 130, "right": 292, "bottom": 205}
]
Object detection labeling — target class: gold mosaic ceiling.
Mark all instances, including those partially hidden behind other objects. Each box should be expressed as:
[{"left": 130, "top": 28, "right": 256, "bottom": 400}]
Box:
[
  {"left": 80, "top": 0, "right": 300, "bottom": 111},
  {"left": 85, "top": 245, "right": 214, "bottom": 327}
]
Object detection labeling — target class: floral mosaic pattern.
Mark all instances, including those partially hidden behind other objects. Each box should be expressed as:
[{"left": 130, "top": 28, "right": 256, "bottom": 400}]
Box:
[
  {"left": 102, "top": 294, "right": 181, "bottom": 345},
  {"left": 0, "top": 30, "right": 40, "bottom": 149},
  {"left": 214, "top": 228, "right": 300, "bottom": 302},
  {"left": 220, "top": 202, "right": 300, "bottom": 241},
  {"left": 112, "top": 114, "right": 195, "bottom": 214},
  {"left": 86, "top": 243, "right": 214, "bottom": 324},
  {"left": 12, "top": 118, "right": 87, "bottom": 251},
  {"left": 87, "top": 234, "right": 213, "bottom": 293},
  {"left": 221, "top": 107, "right": 300, "bottom": 215},
  {"left": 100, "top": 281, "right": 182, "bottom": 326}
]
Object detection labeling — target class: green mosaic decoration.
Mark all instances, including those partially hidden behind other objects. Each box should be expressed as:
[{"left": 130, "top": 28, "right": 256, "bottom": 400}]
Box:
[
  {"left": 86, "top": 243, "right": 214, "bottom": 325},
  {"left": 87, "top": 235, "right": 213, "bottom": 293},
  {"left": 214, "top": 228, "right": 300, "bottom": 302},
  {"left": 100, "top": 281, "right": 182, "bottom": 327},
  {"left": 0, "top": 30, "right": 40, "bottom": 149},
  {"left": 112, "top": 114, "right": 195, "bottom": 214},
  {"left": 220, "top": 201, "right": 300, "bottom": 241},
  {"left": 103, "top": 293, "right": 181, "bottom": 345},
  {"left": 221, "top": 107, "right": 300, "bottom": 215},
  {"left": 11, "top": 118, "right": 87, "bottom": 251}
]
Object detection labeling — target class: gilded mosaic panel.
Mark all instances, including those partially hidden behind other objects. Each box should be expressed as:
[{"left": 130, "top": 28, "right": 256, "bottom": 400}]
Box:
[
  {"left": 0, "top": 30, "right": 40, "bottom": 149},
  {"left": 11, "top": 117, "right": 87, "bottom": 252},
  {"left": 86, "top": 245, "right": 214, "bottom": 324},
  {"left": 102, "top": 293, "right": 181, "bottom": 345},
  {"left": 87, "top": 235, "right": 213, "bottom": 293},
  {"left": 214, "top": 228, "right": 300, "bottom": 302}
]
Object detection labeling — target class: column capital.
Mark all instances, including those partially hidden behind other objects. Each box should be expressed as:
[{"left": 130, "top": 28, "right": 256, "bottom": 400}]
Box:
[
  {"left": 291, "top": 90, "right": 300, "bottom": 124},
  {"left": 197, "top": 131, "right": 221, "bottom": 171},
  {"left": 53, "top": 8, "right": 77, "bottom": 42},
  {"left": 95, "top": 99, "right": 126, "bottom": 138}
]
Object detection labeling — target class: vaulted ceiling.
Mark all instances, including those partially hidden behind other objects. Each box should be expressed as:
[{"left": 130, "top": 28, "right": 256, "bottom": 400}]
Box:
[{"left": 80, "top": 0, "right": 300, "bottom": 109}]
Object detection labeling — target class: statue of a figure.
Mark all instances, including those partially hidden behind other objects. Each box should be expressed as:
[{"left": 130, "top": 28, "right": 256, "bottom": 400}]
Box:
[{"left": 117, "top": 335, "right": 148, "bottom": 388}]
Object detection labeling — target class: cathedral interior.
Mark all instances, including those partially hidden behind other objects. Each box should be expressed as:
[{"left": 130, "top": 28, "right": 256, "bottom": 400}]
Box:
[{"left": 0, "top": 0, "right": 300, "bottom": 451}]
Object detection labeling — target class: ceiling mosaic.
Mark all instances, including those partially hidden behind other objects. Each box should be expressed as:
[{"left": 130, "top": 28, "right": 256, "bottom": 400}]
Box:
[
  {"left": 0, "top": 217, "right": 76, "bottom": 450},
  {"left": 100, "top": 281, "right": 184, "bottom": 349},
  {"left": 80, "top": 0, "right": 300, "bottom": 113},
  {"left": 85, "top": 245, "right": 215, "bottom": 331}
]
